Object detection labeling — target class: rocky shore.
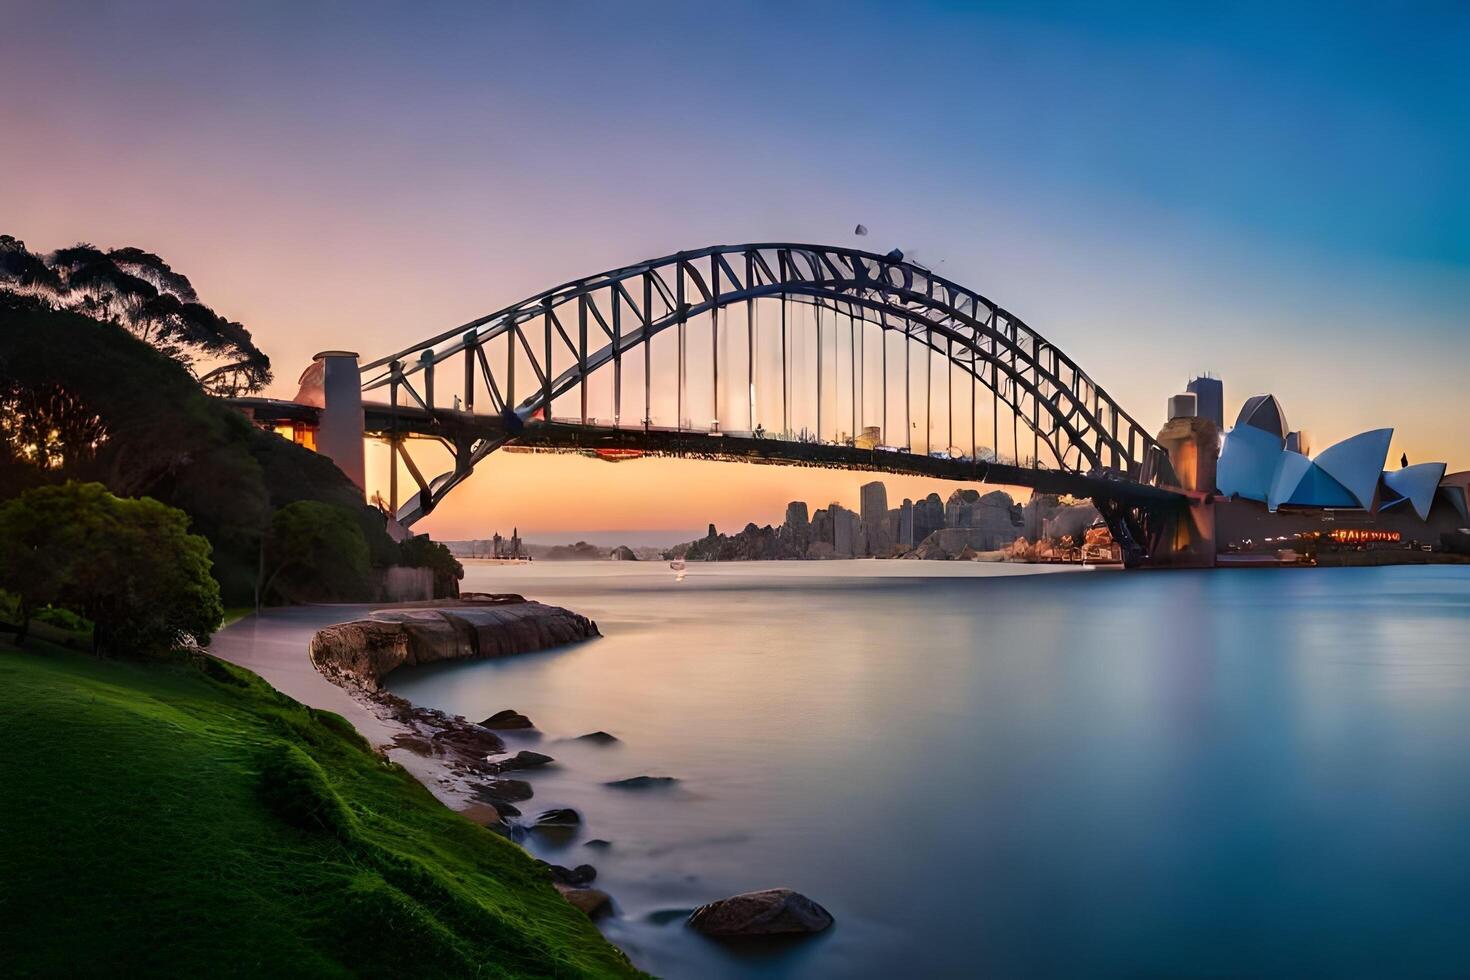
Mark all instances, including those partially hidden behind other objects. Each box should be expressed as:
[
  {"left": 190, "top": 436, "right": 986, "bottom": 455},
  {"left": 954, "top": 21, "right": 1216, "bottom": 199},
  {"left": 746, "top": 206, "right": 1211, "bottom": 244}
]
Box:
[
  {"left": 309, "top": 593, "right": 600, "bottom": 692},
  {"left": 304, "top": 592, "right": 834, "bottom": 947}
]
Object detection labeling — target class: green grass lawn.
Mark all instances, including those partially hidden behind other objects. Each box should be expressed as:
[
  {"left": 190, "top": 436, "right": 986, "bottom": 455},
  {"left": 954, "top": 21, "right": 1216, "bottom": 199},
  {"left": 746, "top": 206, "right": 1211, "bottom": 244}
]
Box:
[{"left": 0, "top": 640, "right": 643, "bottom": 979}]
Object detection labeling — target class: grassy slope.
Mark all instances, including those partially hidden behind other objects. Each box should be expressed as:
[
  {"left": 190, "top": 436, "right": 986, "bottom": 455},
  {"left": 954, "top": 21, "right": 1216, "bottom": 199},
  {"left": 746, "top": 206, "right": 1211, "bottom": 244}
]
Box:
[{"left": 0, "top": 642, "right": 642, "bottom": 979}]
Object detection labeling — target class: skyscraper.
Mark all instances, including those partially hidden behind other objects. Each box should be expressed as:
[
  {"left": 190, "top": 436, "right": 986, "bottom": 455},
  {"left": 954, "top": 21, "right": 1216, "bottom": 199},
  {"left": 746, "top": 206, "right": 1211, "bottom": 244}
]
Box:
[
  {"left": 859, "top": 481, "right": 890, "bottom": 555},
  {"left": 1186, "top": 375, "right": 1224, "bottom": 431}
]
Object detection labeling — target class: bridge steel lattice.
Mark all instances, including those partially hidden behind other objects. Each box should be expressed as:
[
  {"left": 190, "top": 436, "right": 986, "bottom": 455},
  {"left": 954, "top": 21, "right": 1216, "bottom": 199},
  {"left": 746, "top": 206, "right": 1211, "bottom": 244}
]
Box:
[{"left": 358, "top": 243, "right": 1180, "bottom": 561}]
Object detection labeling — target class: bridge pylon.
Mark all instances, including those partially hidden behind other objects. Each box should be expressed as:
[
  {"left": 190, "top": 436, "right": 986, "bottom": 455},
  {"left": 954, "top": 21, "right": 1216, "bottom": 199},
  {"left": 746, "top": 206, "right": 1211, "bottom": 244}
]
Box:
[{"left": 295, "top": 350, "right": 367, "bottom": 491}]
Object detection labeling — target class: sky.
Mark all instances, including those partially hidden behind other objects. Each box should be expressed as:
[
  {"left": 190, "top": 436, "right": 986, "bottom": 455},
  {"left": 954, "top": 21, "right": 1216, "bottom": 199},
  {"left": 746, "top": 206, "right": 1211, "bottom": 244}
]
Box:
[{"left": 3, "top": 1, "right": 1467, "bottom": 542}]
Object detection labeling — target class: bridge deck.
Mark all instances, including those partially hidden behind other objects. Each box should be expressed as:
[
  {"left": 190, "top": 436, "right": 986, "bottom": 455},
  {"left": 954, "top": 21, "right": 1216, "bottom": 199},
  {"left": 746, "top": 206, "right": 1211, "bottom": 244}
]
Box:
[{"left": 362, "top": 403, "right": 1181, "bottom": 505}]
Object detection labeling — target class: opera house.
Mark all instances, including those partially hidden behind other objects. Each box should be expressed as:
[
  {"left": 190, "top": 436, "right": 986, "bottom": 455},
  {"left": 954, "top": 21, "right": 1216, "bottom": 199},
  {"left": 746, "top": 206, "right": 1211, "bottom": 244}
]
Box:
[{"left": 1205, "top": 393, "right": 1470, "bottom": 564}]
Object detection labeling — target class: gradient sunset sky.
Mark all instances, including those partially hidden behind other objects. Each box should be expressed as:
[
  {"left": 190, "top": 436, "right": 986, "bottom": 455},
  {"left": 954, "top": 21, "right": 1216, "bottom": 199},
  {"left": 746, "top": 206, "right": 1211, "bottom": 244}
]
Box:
[{"left": 3, "top": 2, "right": 1466, "bottom": 542}]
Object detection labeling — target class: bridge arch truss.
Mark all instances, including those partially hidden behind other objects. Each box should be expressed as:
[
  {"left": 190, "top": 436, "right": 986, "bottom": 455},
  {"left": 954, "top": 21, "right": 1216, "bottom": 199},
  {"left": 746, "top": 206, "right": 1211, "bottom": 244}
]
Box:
[{"left": 360, "top": 244, "right": 1169, "bottom": 529}]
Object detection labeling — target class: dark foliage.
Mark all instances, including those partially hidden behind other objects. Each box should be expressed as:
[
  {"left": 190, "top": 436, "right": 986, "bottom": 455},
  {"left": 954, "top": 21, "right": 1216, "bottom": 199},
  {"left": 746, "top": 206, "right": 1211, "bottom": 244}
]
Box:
[
  {"left": 0, "top": 234, "right": 271, "bottom": 395},
  {"left": 0, "top": 481, "right": 222, "bottom": 654},
  {"left": 0, "top": 301, "right": 394, "bottom": 604},
  {"left": 263, "top": 501, "right": 372, "bottom": 603}
]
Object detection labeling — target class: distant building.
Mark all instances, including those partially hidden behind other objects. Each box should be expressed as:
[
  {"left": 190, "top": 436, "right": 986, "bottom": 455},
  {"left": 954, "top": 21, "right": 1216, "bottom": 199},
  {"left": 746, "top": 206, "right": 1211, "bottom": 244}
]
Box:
[
  {"left": 1213, "top": 393, "right": 1467, "bottom": 556},
  {"left": 897, "top": 499, "right": 915, "bottom": 548},
  {"left": 830, "top": 504, "right": 858, "bottom": 557},
  {"left": 1187, "top": 375, "right": 1225, "bottom": 432},
  {"left": 913, "top": 493, "right": 945, "bottom": 543},
  {"left": 860, "top": 481, "right": 890, "bottom": 555},
  {"left": 1167, "top": 392, "right": 1198, "bottom": 421}
]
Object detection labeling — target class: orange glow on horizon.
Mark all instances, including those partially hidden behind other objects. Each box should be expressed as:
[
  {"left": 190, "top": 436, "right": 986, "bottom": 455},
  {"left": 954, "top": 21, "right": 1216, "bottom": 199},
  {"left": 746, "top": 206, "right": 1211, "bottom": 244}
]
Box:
[{"left": 390, "top": 448, "right": 1037, "bottom": 541}]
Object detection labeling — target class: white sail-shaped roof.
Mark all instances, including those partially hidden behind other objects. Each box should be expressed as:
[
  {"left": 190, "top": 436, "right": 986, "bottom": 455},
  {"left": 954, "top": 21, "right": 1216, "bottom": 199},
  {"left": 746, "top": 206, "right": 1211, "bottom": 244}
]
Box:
[
  {"left": 1236, "top": 394, "right": 1290, "bottom": 440},
  {"left": 1383, "top": 462, "right": 1447, "bottom": 521},
  {"left": 1267, "top": 451, "right": 1314, "bottom": 512},
  {"left": 1312, "top": 428, "right": 1393, "bottom": 510},
  {"left": 1286, "top": 463, "right": 1359, "bottom": 508},
  {"left": 1217, "top": 424, "right": 1284, "bottom": 502}
]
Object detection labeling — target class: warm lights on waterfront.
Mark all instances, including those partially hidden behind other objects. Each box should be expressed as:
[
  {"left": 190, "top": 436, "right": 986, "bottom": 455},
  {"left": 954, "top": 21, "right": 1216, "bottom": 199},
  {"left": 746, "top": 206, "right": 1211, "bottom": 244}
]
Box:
[{"left": 1328, "top": 529, "right": 1401, "bottom": 544}]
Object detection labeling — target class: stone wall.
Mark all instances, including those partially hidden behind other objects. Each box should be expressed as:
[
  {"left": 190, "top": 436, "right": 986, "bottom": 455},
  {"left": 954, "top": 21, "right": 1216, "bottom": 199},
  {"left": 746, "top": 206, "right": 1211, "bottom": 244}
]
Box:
[{"left": 374, "top": 566, "right": 435, "bottom": 602}]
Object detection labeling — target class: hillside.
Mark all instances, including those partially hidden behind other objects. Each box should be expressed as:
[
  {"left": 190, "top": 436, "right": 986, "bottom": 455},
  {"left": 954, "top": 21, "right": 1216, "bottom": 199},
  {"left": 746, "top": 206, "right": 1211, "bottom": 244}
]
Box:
[
  {"left": 0, "top": 642, "right": 642, "bottom": 979},
  {"left": 0, "top": 298, "right": 399, "bottom": 602}
]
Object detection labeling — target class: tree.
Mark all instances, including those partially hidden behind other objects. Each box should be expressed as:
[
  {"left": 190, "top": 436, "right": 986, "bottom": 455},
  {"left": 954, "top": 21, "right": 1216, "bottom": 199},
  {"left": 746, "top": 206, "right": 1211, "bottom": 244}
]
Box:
[
  {"left": 0, "top": 235, "right": 271, "bottom": 395},
  {"left": 261, "top": 501, "right": 371, "bottom": 604},
  {"left": 1, "top": 300, "right": 396, "bottom": 605},
  {"left": 0, "top": 482, "right": 222, "bottom": 654}
]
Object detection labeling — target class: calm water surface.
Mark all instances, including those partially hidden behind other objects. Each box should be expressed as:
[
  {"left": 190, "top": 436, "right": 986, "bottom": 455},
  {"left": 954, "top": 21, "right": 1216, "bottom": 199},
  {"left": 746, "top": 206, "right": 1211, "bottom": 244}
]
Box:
[{"left": 386, "top": 561, "right": 1470, "bottom": 978}]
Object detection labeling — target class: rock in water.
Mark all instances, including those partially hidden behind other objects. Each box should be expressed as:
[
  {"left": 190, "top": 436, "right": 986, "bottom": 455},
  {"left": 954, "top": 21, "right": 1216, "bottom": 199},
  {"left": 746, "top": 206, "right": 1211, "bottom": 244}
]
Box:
[
  {"left": 473, "top": 778, "right": 534, "bottom": 804},
  {"left": 480, "top": 709, "right": 535, "bottom": 730},
  {"left": 491, "top": 750, "right": 555, "bottom": 772},
  {"left": 533, "top": 808, "right": 581, "bottom": 827},
  {"left": 688, "top": 889, "right": 834, "bottom": 937},
  {"left": 539, "top": 862, "right": 597, "bottom": 886},
  {"left": 530, "top": 807, "right": 581, "bottom": 842},
  {"left": 604, "top": 775, "right": 678, "bottom": 790},
  {"left": 573, "top": 730, "right": 620, "bottom": 744}
]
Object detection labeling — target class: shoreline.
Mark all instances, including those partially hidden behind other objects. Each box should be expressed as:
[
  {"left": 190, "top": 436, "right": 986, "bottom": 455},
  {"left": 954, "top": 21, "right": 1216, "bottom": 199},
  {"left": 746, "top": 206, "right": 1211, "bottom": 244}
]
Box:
[{"left": 303, "top": 594, "right": 603, "bottom": 816}]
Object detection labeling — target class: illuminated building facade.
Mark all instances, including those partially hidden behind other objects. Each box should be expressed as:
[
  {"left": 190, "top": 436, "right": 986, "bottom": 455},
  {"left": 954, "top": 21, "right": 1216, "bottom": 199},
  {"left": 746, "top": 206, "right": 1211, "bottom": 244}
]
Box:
[{"left": 1208, "top": 394, "right": 1469, "bottom": 564}]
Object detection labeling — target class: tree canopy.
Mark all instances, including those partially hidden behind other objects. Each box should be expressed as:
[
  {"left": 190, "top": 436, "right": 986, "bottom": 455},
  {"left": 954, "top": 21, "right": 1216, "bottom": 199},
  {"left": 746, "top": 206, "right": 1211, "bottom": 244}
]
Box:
[
  {"left": 263, "top": 501, "right": 372, "bottom": 604},
  {"left": 0, "top": 299, "right": 394, "bottom": 603},
  {"left": 0, "top": 235, "right": 271, "bottom": 395},
  {"left": 0, "top": 482, "right": 222, "bottom": 654}
]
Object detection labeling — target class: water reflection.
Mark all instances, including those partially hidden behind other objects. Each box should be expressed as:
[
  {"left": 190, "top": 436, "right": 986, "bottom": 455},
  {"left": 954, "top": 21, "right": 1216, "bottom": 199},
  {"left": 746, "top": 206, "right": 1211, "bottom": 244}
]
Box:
[{"left": 387, "top": 562, "right": 1470, "bottom": 978}]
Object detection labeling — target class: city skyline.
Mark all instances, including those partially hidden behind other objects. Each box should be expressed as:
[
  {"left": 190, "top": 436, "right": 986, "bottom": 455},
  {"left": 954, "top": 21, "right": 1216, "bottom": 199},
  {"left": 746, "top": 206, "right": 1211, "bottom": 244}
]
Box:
[{"left": 4, "top": 2, "right": 1465, "bottom": 539}]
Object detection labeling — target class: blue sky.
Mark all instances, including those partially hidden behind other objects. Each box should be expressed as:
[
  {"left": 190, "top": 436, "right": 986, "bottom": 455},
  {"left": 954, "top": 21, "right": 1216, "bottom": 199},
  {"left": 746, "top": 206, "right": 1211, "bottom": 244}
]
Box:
[{"left": 3, "top": 1, "right": 1466, "bottom": 532}]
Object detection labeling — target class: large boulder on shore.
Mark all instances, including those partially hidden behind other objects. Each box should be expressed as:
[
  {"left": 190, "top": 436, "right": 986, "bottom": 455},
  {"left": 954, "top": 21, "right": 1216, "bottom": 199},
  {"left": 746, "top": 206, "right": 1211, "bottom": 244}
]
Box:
[
  {"left": 309, "top": 597, "right": 600, "bottom": 690},
  {"left": 688, "top": 888, "right": 834, "bottom": 938},
  {"left": 307, "top": 620, "right": 411, "bottom": 691}
]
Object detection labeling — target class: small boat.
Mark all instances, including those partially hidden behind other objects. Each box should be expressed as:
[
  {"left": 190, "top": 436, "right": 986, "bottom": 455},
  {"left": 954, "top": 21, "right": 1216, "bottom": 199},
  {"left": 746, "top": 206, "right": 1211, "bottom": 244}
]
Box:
[{"left": 669, "top": 558, "right": 686, "bottom": 572}]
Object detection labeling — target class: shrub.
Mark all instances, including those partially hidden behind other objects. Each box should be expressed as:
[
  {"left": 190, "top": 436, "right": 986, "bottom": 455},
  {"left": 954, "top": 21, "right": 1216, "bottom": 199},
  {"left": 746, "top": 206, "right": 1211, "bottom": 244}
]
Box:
[
  {"left": 33, "top": 606, "right": 90, "bottom": 632},
  {"left": 0, "top": 481, "right": 222, "bottom": 654}
]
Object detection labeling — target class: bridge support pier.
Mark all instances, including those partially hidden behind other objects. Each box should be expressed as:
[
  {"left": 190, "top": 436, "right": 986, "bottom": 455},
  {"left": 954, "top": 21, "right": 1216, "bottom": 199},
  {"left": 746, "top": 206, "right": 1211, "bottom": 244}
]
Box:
[
  {"left": 1147, "top": 415, "right": 1221, "bottom": 567},
  {"left": 295, "top": 351, "right": 366, "bottom": 492}
]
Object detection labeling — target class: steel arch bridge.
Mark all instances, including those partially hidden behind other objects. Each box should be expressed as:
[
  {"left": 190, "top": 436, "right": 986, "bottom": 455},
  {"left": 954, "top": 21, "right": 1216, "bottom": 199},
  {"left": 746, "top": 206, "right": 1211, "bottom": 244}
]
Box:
[{"left": 358, "top": 243, "right": 1182, "bottom": 560}]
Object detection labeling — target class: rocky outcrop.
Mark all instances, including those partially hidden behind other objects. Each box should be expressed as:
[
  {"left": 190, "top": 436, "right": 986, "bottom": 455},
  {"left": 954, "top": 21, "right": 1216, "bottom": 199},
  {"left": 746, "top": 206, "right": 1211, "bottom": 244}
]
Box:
[
  {"left": 688, "top": 888, "right": 834, "bottom": 937},
  {"left": 309, "top": 594, "right": 599, "bottom": 692},
  {"left": 480, "top": 709, "right": 534, "bottom": 730}
]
